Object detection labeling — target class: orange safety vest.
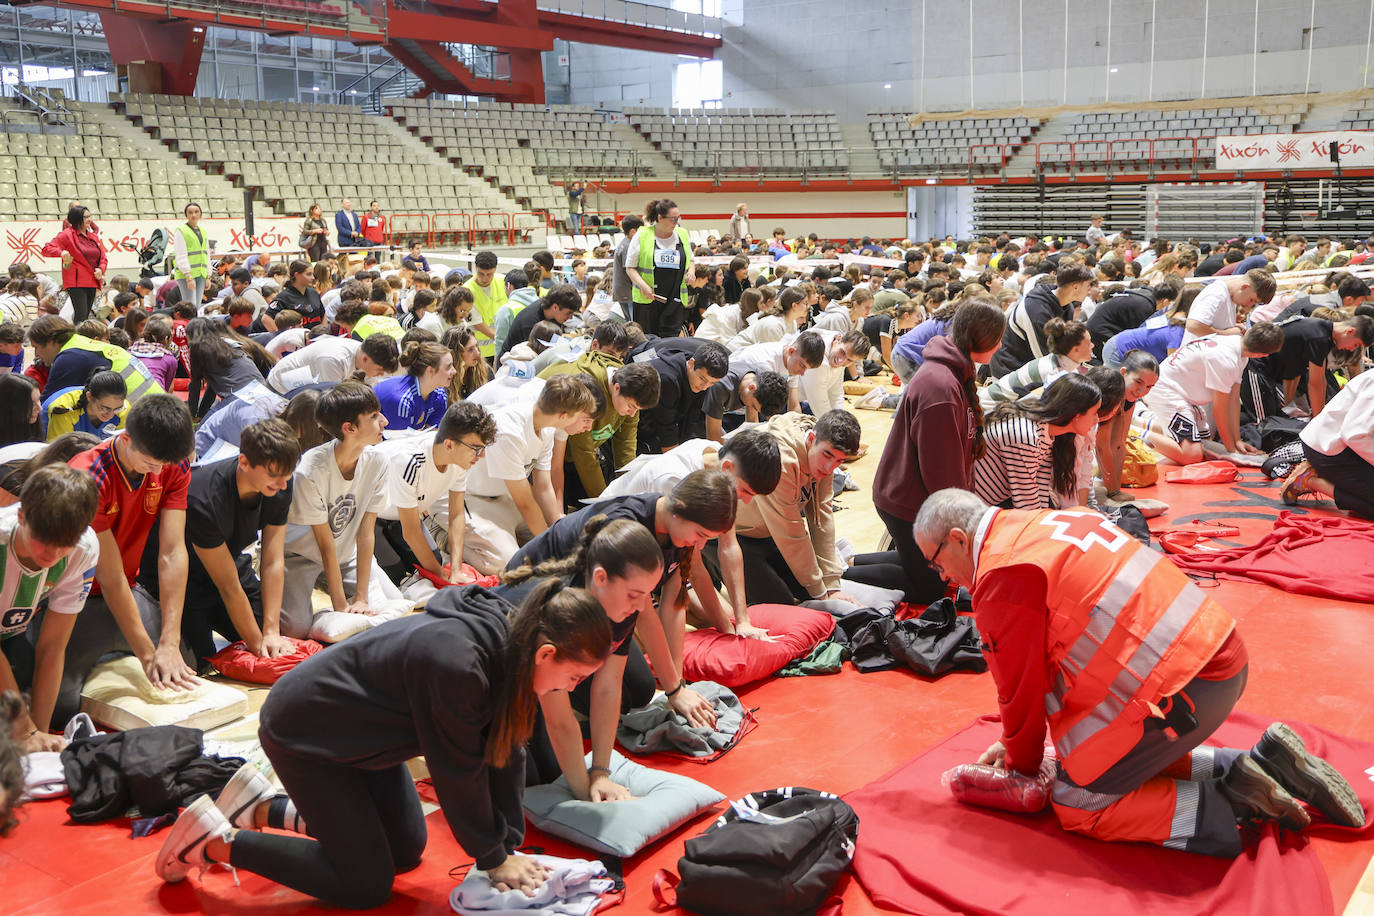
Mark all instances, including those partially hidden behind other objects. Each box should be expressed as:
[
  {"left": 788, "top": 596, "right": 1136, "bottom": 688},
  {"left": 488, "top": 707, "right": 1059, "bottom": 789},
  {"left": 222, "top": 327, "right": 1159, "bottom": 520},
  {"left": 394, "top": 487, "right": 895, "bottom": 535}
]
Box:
[{"left": 973, "top": 508, "right": 1235, "bottom": 785}]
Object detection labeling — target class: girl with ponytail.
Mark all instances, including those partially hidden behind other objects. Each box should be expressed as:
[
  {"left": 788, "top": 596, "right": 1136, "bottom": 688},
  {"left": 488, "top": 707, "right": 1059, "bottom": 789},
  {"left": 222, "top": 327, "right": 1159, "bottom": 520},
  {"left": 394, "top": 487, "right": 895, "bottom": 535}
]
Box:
[
  {"left": 155, "top": 580, "right": 612, "bottom": 905},
  {"left": 503, "top": 470, "right": 739, "bottom": 792},
  {"left": 873, "top": 297, "right": 1005, "bottom": 603},
  {"left": 979, "top": 317, "right": 1092, "bottom": 410}
]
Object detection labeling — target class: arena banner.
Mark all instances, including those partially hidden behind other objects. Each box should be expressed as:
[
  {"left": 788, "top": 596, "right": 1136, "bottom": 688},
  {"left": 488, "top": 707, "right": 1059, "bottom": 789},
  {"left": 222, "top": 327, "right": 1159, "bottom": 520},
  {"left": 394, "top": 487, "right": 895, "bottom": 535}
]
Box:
[
  {"left": 1, "top": 215, "right": 306, "bottom": 274},
  {"left": 1213, "top": 131, "right": 1374, "bottom": 171}
]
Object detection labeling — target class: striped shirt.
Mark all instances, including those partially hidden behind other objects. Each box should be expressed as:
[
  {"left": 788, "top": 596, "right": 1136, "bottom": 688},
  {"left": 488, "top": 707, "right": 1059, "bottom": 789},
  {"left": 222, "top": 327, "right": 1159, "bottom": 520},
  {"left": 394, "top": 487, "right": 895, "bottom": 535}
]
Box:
[
  {"left": 981, "top": 353, "right": 1085, "bottom": 410},
  {"left": 972, "top": 415, "right": 1057, "bottom": 511},
  {"left": 0, "top": 504, "right": 98, "bottom": 638}
]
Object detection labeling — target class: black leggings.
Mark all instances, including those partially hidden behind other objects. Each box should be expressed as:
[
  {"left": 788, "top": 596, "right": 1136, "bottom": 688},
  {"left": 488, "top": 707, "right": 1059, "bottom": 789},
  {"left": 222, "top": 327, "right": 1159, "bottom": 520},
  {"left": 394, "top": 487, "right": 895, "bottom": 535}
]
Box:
[
  {"left": 526, "top": 641, "right": 656, "bottom": 785},
  {"left": 67, "top": 286, "right": 97, "bottom": 324},
  {"left": 728, "top": 535, "right": 811, "bottom": 605},
  {"left": 842, "top": 550, "right": 923, "bottom": 603},
  {"left": 875, "top": 505, "right": 947, "bottom": 605},
  {"left": 229, "top": 740, "right": 427, "bottom": 910},
  {"left": 1304, "top": 442, "right": 1374, "bottom": 520}
]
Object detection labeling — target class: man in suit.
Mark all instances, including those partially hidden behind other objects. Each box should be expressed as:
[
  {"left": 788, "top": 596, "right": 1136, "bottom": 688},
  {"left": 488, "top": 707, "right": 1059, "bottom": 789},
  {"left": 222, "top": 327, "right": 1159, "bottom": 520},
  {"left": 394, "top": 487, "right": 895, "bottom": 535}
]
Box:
[{"left": 335, "top": 198, "right": 364, "bottom": 250}]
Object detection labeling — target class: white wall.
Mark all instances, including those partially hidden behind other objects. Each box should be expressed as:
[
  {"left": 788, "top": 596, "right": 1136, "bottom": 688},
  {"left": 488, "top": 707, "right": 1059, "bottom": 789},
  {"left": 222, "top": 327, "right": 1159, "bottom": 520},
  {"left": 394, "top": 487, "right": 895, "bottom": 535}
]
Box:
[{"left": 561, "top": 0, "right": 1374, "bottom": 116}]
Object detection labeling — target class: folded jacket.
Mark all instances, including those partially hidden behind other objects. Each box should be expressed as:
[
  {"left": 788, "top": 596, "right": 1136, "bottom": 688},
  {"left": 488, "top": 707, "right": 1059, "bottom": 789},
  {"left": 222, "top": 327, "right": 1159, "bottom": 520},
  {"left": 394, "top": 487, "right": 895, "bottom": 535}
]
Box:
[
  {"left": 616, "top": 680, "right": 746, "bottom": 758},
  {"left": 449, "top": 854, "right": 615, "bottom": 916}
]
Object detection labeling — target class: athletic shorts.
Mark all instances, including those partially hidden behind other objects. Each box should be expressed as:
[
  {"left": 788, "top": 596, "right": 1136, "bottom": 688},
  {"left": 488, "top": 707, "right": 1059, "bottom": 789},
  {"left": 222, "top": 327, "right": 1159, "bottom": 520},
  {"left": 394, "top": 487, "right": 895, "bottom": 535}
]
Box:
[{"left": 1135, "top": 396, "right": 1210, "bottom": 444}]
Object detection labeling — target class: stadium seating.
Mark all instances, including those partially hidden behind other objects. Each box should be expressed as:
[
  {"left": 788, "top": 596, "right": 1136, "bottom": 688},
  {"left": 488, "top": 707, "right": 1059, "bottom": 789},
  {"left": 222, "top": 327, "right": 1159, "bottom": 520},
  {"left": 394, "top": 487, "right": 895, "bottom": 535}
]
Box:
[
  {"left": 1049, "top": 104, "right": 1305, "bottom": 171},
  {"left": 867, "top": 112, "right": 1040, "bottom": 174},
  {"left": 114, "top": 93, "right": 541, "bottom": 242},
  {"left": 625, "top": 106, "right": 849, "bottom": 175},
  {"left": 1339, "top": 98, "right": 1374, "bottom": 130}
]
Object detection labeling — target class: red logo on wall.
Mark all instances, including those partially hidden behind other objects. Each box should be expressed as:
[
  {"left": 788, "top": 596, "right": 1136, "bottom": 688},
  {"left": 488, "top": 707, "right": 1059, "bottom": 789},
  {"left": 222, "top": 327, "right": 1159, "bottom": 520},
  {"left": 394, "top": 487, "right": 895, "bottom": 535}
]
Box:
[
  {"left": 1276, "top": 139, "right": 1301, "bottom": 162},
  {"left": 6, "top": 228, "right": 41, "bottom": 265}
]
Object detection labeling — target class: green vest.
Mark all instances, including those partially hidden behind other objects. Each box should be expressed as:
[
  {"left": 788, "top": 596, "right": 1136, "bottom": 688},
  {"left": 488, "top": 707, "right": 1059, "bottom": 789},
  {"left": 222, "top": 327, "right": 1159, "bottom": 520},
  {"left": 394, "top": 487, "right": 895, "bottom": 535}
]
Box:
[
  {"left": 464, "top": 275, "right": 509, "bottom": 357},
  {"left": 172, "top": 223, "right": 208, "bottom": 281},
  {"left": 632, "top": 226, "right": 692, "bottom": 305},
  {"left": 351, "top": 314, "right": 406, "bottom": 341},
  {"left": 60, "top": 335, "right": 164, "bottom": 405}
]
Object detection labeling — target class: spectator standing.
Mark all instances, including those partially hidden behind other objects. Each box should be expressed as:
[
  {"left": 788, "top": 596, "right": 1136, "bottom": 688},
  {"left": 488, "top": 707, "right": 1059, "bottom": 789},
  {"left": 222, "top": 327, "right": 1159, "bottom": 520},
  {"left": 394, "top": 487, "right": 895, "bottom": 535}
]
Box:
[
  {"left": 567, "top": 181, "right": 585, "bottom": 234},
  {"left": 41, "top": 206, "right": 105, "bottom": 324},
  {"left": 730, "top": 203, "right": 750, "bottom": 241},
  {"left": 610, "top": 215, "right": 643, "bottom": 314},
  {"left": 334, "top": 198, "right": 365, "bottom": 250},
  {"left": 300, "top": 204, "right": 330, "bottom": 264},
  {"left": 1085, "top": 213, "right": 1107, "bottom": 247},
  {"left": 171, "top": 203, "right": 209, "bottom": 307},
  {"left": 360, "top": 200, "right": 387, "bottom": 249}
]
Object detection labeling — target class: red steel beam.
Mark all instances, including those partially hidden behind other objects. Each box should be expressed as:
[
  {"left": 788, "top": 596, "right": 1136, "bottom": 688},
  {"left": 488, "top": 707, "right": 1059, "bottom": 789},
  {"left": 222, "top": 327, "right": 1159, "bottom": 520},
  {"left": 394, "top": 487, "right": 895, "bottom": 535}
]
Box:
[
  {"left": 537, "top": 10, "right": 719, "bottom": 57},
  {"left": 384, "top": 6, "right": 553, "bottom": 50}
]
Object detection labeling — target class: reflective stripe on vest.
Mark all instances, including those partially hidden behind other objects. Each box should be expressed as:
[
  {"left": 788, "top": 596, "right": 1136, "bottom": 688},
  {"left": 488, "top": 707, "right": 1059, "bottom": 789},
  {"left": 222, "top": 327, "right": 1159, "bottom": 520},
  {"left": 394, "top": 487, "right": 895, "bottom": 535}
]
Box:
[
  {"left": 61, "top": 336, "right": 164, "bottom": 405},
  {"left": 173, "top": 224, "right": 208, "bottom": 280},
  {"left": 974, "top": 508, "right": 1233, "bottom": 785}
]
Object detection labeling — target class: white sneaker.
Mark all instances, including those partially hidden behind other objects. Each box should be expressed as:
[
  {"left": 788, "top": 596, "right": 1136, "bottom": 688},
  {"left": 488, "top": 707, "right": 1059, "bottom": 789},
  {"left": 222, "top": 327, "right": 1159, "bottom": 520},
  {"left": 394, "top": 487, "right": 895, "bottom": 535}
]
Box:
[
  {"left": 156, "top": 794, "right": 231, "bottom": 883},
  {"left": 215, "top": 763, "right": 275, "bottom": 829}
]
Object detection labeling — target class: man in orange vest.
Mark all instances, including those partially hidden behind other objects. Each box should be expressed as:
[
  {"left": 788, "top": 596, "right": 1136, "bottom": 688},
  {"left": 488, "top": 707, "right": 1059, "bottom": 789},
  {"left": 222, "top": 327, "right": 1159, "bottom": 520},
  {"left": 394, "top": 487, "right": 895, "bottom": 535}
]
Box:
[{"left": 914, "top": 488, "right": 1364, "bottom": 856}]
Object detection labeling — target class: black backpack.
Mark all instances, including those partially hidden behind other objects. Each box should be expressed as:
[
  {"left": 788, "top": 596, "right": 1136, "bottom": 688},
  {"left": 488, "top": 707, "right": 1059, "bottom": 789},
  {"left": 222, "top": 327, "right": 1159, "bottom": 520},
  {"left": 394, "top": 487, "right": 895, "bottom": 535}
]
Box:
[{"left": 654, "top": 787, "right": 859, "bottom": 916}]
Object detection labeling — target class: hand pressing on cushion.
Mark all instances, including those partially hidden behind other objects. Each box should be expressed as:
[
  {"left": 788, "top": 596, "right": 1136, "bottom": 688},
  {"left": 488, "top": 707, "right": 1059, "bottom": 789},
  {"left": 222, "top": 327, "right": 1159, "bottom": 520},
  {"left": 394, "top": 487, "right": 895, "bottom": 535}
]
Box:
[
  {"left": 256, "top": 633, "right": 296, "bottom": 658},
  {"left": 587, "top": 770, "right": 634, "bottom": 803},
  {"left": 734, "top": 622, "right": 776, "bottom": 642},
  {"left": 976, "top": 739, "right": 1007, "bottom": 770}
]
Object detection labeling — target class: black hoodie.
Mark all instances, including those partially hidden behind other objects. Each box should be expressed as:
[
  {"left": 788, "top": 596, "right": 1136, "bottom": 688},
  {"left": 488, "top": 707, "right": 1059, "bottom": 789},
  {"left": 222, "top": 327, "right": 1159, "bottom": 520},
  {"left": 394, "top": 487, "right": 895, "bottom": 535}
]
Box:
[
  {"left": 259, "top": 586, "right": 524, "bottom": 870},
  {"left": 990, "top": 282, "right": 1076, "bottom": 378}
]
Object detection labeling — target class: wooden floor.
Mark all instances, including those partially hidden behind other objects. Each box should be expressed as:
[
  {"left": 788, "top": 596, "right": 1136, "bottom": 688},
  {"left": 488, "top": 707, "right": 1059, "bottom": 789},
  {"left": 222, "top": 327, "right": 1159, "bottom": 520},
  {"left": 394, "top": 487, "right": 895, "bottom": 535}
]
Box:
[{"left": 7, "top": 391, "right": 1374, "bottom": 915}]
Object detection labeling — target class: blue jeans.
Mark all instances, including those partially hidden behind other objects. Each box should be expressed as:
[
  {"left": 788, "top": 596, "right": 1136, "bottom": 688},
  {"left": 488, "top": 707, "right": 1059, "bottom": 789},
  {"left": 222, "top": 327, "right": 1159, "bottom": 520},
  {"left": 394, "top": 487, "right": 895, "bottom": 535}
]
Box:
[{"left": 569, "top": 212, "right": 582, "bottom": 233}]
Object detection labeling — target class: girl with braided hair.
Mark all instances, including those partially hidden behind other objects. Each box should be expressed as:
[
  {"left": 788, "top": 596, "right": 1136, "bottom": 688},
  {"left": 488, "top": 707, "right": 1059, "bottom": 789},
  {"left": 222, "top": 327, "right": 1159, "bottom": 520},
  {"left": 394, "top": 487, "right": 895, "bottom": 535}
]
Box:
[{"left": 503, "top": 469, "right": 739, "bottom": 790}]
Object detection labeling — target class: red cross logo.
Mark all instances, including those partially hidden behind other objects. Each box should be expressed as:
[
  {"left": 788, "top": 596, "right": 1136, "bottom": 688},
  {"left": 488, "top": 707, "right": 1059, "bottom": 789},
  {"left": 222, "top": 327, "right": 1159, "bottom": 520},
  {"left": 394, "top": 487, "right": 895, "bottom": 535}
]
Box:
[{"left": 1039, "top": 511, "right": 1131, "bottom": 553}]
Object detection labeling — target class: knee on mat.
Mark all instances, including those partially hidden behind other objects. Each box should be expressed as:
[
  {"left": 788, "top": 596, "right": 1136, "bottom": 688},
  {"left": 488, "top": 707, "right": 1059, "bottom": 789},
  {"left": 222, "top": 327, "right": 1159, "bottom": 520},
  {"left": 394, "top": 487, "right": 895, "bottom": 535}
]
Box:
[
  {"left": 333, "top": 868, "right": 398, "bottom": 910},
  {"left": 390, "top": 824, "right": 428, "bottom": 874}
]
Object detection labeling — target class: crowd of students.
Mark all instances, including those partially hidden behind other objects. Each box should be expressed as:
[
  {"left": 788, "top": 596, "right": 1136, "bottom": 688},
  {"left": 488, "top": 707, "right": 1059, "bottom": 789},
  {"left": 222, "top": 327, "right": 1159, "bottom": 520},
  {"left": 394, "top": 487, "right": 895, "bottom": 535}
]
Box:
[{"left": 0, "top": 202, "right": 1371, "bottom": 904}]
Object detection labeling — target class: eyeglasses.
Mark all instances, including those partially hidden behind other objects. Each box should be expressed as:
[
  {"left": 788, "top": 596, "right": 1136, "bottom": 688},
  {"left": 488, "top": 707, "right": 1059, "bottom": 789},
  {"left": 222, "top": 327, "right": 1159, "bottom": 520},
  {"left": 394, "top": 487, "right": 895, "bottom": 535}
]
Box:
[
  {"left": 928, "top": 536, "right": 950, "bottom": 578},
  {"left": 456, "top": 440, "right": 487, "bottom": 458}
]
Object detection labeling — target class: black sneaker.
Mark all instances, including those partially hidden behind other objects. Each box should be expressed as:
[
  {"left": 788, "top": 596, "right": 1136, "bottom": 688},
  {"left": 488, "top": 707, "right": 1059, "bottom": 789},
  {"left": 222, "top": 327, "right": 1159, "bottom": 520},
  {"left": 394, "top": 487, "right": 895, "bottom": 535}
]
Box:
[
  {"left": 1220, "top": 755, "right": 1311, "bottom": 831},
  {"left": 1252, "top": 723, "right": 1366, "bottom": 828}
]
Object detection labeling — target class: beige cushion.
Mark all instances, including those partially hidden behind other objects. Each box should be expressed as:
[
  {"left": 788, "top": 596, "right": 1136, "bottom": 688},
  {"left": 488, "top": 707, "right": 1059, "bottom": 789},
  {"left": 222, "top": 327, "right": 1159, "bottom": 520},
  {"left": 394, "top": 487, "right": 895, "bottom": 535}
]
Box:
[{"left": 80, "top": 656, "right": 249, "bottom": 732}]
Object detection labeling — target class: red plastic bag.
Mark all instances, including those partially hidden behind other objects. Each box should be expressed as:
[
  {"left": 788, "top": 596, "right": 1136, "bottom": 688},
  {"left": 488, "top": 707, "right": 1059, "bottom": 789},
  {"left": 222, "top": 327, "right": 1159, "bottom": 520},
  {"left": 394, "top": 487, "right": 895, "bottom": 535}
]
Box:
[
  {"left": 1157, "top": 521, "right": 1242, "bottom": 554},
  {"left": 942, "top": 755, "right": 1058, "bottom": 813},
  {"left": 1163, "top": 460, "right": 1238, "bottom": 484},
  {"left": 208, "top": 636, "right": 324, "bottom": 684}
]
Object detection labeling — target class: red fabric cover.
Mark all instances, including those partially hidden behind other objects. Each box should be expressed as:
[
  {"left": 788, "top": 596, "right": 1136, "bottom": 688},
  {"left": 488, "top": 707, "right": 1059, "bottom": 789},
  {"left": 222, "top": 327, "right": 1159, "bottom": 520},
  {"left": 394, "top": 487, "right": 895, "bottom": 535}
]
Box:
[
  {"left": 208, "top": 636, "right": 324, "bottom": 684},
  {"left": 1157, "top": 522, "right": 1242, "bottom": 555},
  {"left": 1164, "top": 460, "right": 1239, "bottom": 484},
  {"left": 681, "top": 604, "right": 835, "bottom": 687},
  {"left": 413, "top": 563, "right": 501, "bottom": 589},
  {"left": 943, "top": 755, "right": 1057, "bottom": 813},
  {"left": 1167, "top": 512, "right": 1374, "bottom": 603},
  {"left": 847, "top": 711, "right": 1374, "bottom": 916}
]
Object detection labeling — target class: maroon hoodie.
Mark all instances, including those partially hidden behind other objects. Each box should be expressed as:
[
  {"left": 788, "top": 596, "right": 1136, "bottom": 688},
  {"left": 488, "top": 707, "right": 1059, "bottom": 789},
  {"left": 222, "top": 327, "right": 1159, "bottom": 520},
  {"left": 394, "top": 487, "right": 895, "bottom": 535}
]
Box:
[{"left": 872, "top": 334, "right": 978, "bottom": 522}]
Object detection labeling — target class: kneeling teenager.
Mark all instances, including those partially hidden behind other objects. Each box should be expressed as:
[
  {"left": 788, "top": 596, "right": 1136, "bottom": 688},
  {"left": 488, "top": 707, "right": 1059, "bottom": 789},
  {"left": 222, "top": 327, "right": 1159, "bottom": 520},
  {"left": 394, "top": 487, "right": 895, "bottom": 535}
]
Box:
[{"left": 156, "top": 580, "right": 613, "bottom": 904}]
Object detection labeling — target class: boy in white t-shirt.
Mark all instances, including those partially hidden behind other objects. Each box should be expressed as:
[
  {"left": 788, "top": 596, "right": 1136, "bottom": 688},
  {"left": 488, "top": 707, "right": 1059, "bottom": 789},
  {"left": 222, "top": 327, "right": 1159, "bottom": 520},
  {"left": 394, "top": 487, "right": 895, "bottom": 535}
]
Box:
[
  {"left": 599, "top": 429, "right": 783, "bottom": 638},
  {"left": 372, "top": 401, "right": 497, "bottom": 584},
  {"left": 797, "top": 328, "right": 872, "bottom": 415},
  {"left": 280, "top": 382, "right": 401, "bottom": 638},
  {"left": 266, "top": 334, "right": 399, "bottom": 394},
  {"left": 461, "top": 375, "right": 598, "bottom": 570},
  {"left": 0, "top": 466, "right": 99, "bottom": 751},
  {"left": 1135, "top": 324, "right": 1283, "bottom": 465},
  {"left": 1181, "top": 270, "right": 1276, "bottom": 344},
  {"left": 729, "top": 331, "right": 826, "bottom": 414}
]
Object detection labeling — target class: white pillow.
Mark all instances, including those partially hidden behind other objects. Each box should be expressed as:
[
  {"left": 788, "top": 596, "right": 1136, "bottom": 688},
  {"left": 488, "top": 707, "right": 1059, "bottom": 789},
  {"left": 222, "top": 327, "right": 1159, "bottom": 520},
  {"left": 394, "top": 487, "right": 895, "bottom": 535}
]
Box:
[
  {"left": 308, "top": 603, "right": 411, "bottom": 643},
  {"left": 522, "top": 751, "right": 724, "bottom": 857},
  {"left": 81, "top": 656, "right": 249, "bottom": 732}
]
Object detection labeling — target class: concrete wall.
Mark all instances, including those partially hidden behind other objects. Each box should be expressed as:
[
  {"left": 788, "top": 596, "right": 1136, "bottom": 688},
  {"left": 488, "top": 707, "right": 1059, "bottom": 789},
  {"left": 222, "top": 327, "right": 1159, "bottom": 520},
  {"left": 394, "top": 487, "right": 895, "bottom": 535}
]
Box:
[
  {"left": 561, "top": 0, "right": 1374, "bottom": 117},
  {"left": 586, "top": 187, "right": 909, "bottom": 240}
]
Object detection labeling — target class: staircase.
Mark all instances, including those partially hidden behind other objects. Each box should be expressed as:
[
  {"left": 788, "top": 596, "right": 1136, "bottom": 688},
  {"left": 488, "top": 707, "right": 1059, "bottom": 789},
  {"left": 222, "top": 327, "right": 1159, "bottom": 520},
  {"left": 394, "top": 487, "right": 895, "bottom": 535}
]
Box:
[
  {"left": 610, "top": 122, "right": 678, "bottom": 178},
  {"left": 1296, "top": 98, "right": 1353, "bottom": 133},
  {"left": 1005, "top": 115, "right": 1070, "bottom": 175},
  {"left": 839, "top": 123, "right": 882, "bottom": 177}
]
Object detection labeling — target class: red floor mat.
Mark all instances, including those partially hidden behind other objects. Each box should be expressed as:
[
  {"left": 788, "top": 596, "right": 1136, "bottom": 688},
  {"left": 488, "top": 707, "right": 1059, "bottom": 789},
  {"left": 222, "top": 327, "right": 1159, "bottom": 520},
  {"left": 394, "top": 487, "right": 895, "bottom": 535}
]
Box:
[{"left": 845, "top": 711, "right": 1374, "bottom": 916}]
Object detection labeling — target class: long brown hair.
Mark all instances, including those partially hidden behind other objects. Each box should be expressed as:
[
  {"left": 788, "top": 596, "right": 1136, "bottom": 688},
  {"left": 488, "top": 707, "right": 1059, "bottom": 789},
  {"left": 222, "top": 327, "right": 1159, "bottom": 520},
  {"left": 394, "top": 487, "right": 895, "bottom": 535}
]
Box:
[
  {"left": 948, "top": 296, "right": 1006, "bottom": 460},
  {"left": 486, "top": 579, "right": 613, "bottom": 768},
  {"left": 441, "top": 325, "right": 492, "bottom": 400},
  {"left": 664, "top": 469, "right": 737, "bottom": 610}
]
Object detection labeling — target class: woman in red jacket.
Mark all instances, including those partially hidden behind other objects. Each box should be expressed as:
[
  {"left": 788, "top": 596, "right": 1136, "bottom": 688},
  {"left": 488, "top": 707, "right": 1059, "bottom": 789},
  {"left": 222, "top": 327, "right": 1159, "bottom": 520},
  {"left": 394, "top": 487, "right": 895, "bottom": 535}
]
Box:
[
  {"left": 869, "top": 297, "right": 1005, "bottom": 604},
  {"left": 41, "top": 206, "right": 106, "bottom": 323}
]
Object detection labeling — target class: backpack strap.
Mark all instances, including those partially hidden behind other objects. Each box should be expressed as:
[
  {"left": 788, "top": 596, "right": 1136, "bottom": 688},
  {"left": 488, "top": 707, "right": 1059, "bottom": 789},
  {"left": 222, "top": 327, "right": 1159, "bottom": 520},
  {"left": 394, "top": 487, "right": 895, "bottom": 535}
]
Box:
[{"left": 651, "top": 868, "right": 680, "bottom": 907}]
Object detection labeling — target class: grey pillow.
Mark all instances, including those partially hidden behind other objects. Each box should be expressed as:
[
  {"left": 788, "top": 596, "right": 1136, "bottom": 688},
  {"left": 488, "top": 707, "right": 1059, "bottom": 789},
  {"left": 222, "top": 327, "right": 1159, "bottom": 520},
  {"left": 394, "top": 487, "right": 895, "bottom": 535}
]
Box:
[
  {"left": 805, "top": 580, "right": 905, "bottom": 616},
  {"left": 522, "top": 751, "right": 725, "bottom": 857}
]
